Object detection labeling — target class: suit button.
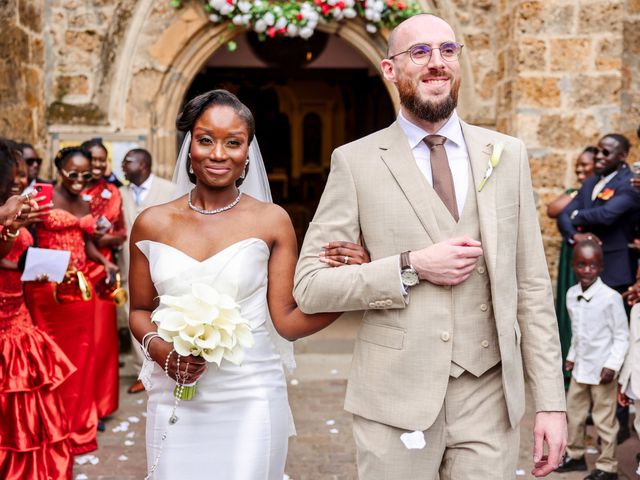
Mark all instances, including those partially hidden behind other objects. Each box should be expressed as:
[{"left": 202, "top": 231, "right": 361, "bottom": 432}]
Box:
[
  {"left": 440, "top": 331, "right": 450, "bottom": 342},
  {"left": 368, "top": 302, "right": 376, "bottom": 308},
  {"left": 384, "top": 299, "right": 392, "bottom": 306},
  {"left": 477, "top": 266, "right": 485, "bottom": 274},
  {"left": 375, "top": 300, "right": 383, "bottom": 307},
  {"left": 481, "top": 340, "right": 489, "bottom": 348},
  {"left": 480, "top": 303, "right": 488, "bottom": 312}
]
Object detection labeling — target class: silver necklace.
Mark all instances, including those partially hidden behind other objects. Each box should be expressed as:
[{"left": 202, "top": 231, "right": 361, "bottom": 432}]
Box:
[{"left": 188, "top": 189, "right": 242, "bottom": 215}]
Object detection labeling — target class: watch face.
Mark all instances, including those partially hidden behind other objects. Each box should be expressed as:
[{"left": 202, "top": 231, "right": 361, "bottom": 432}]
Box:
[{"left": 401, "top": 269, "right": 419, "bottom": 286}]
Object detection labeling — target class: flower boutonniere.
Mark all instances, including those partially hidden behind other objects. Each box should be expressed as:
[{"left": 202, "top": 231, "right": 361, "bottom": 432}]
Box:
[
  {"left": 597, "top": 187, "right": 615, "bottom": 201},
  {"left": 478, "top": 141, "right": 505, "bottom": 192}
]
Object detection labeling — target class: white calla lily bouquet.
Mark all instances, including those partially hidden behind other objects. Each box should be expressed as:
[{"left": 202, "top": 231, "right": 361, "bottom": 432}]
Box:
[{"left": 152, "top": 283, "right": 254, "bottom": 399}]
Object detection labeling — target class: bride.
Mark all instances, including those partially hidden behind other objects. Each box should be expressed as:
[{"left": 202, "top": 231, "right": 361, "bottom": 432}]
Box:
[{"left": 128, "top": 89, "right": 369, "bottom": 479}]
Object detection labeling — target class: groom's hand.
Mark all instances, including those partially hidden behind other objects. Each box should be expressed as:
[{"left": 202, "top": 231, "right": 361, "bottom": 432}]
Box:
[
  {"left": 531, "top": 411, "right": 567, "bottom": 477},
  {"left": 410, "top": 236, "right": 483, "bottom": 286}
]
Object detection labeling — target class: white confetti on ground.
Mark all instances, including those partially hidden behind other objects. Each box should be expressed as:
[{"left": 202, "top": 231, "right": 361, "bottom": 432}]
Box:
[
  {"left": 127, "top": 416, "right": 140, "bottom": 423},
  {"left": 330, "top": 369, "right": 338, "bottom": 375},
  {"left": 400, "top": 431, "right": 426, "bottom": 450},
  {"left": 586, "top": 447, "right": 599, "bottom": 454},
  {"left": 141, "top": 412, "right": 147, "bottom": 417},
  {"left": 325, "top": 419, "right": 335, "bottom": 426},
  {"left": 283, "top": 475, "right": 290, "bottom": 480},
  {"left": 515, "top": 469, "right": 525, "bottom": 476},
  {"left": 124, "top": 440, "right": 135, "bottom": 446},
  {"left": 126, "top": 431, "right": 135, "bottom": 438},
  {"left": 112, "top": 421, "right": 130, "bottom": 433},
  {"left": 74, "top": 454, "right": 99, "bottom": 465},
  {"left": 290, "top": 379, "right": 299, "bottom": 386},
  {"left": 76, "top": 475, "right": 89, "bottom": 480},
  {"left": 136, "top": 399, "right": 144, "bottom": 405},
  {"left": 118, "top": 455, "right": 129, "bottom": 461},
  {"left": 329, "top": 428, "right": 339, "bottom": 434}
]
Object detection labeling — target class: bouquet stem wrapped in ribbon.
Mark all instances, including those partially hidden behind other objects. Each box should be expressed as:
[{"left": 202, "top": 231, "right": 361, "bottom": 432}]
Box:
[{"left": 152, "top": 283, "right": 254, "bottom": 400}]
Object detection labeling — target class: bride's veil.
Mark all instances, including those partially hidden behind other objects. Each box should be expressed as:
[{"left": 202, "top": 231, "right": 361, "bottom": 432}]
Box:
[{"left": 172, "top": 132, "right": 295, "bottom": 372}]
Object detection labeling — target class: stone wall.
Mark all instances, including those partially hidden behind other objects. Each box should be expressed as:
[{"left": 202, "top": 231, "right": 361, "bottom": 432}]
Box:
[{"left": 0, "top": 1, "right": 46, "bottom": 151}]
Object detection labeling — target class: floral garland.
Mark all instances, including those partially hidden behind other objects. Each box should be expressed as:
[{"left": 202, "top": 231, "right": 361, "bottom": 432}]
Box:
[{"left": 171, "top": 0, "right": 423, "bottom": 40}]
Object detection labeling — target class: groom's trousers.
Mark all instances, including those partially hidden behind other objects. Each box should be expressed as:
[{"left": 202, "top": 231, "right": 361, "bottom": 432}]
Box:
[{"left": 352, "top": 364, "right": 519, "bottom": 480}]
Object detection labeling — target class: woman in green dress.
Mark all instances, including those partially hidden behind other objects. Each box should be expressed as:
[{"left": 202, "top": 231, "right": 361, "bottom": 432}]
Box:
[{"left": 547, "top": 146, "right": 597, "bottom": 388}]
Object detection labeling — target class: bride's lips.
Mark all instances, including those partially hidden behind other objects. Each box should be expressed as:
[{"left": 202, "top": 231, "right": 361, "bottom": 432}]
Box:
[{"left": 205, "top": 166, "right": 231, "bottom": 175}]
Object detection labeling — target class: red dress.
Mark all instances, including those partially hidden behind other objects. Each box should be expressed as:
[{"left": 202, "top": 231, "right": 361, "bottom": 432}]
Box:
[
  {"left": 84, "top": 180, "right": 124, "bottom": 418},
  {"left": 0, "top": 227, "right": 76, "bottom": 479},
  {"left": 23, "top": 210, "right": 99, "bottom": 455}
]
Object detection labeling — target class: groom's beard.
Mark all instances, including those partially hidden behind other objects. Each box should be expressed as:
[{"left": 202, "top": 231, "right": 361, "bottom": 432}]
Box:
[{"left": 397, "top": 74, "right": 460, "bottom": 124}]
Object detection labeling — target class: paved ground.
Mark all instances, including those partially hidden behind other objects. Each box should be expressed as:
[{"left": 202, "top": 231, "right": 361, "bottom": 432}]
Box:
[{"left": 75, "top": 314, "right": 640, "bottom": 479}]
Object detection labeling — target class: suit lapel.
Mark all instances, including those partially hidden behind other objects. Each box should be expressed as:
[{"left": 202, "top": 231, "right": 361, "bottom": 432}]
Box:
[
  {"left": 461, "top": 121, "right": 498, "bottom": 278},
  {"left": 379, "top": 122, "right": 442, "bottom": 244}
]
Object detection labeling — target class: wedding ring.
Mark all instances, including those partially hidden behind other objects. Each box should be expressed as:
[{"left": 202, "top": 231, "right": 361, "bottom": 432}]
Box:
[{"left": 343, "top": 255, "right": 349, "bottom": 264}]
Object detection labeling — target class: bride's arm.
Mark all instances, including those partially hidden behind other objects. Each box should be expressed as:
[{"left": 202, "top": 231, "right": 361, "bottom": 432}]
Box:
[
  {"left": 128, "top": 211, "right": 207, "bottom": 381},
  {"left": 266, "top": 206, "right": 347, "bottom": 341}
]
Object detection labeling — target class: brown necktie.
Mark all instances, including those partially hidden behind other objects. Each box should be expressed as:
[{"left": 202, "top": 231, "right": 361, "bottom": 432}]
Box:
[{"left": 424, "top": 135, "right": 459, "bottom": 221}]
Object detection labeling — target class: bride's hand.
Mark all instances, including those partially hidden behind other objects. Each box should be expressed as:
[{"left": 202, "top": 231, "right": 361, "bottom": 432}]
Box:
[
  {"left": 319, "top": 241, "right": 370, "bottom": 267},
  {"left": 149, "top": 338, "right": 208, "bottom": 383}
]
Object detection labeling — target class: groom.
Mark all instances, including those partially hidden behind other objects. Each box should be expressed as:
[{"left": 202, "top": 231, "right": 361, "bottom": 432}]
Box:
[{"left": 294, "top": 13, "right": 566, "bottom": 479}]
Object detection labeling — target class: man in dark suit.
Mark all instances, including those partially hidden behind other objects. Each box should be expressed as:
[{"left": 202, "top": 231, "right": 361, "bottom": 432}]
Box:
[
  {"left": 558, "top": 133, "right": 640, "bottom": 294},
  {"left": 558, "top": 133, "right": 640, "bottom": 448}
]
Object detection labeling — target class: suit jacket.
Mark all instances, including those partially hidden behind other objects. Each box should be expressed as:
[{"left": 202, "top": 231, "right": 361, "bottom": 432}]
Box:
[
  {"left": 557, "top": 165, "right": 640, "bottom": 288},
  {"left": 118, "top": 175, "right": 176, "bottom": 283},
  {"left": 293, "top": 120, "right": 566, "bottom": 431},
  {"left": 619, "top": 304, "right": 640, "bottom": 397}
]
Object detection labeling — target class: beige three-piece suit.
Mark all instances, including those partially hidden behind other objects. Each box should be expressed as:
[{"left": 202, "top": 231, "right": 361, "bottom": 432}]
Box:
[{"left": 293, "top": 120, "right": 566, "bottom": 479}]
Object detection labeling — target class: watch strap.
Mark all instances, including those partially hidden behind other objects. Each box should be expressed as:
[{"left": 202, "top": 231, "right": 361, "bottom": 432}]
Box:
[{"left": 400, "top": 251, "right": 412, "bottom": 270}]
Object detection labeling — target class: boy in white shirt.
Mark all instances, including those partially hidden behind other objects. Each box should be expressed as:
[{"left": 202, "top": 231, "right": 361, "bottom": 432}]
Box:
[{"left": 556, "top": 238, "right": 629, "bottom": 480}]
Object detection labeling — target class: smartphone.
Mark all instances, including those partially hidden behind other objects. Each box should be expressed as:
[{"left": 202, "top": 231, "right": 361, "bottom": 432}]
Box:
[{"left": 33, "top": 183, "right": 53, "bottom": 207}]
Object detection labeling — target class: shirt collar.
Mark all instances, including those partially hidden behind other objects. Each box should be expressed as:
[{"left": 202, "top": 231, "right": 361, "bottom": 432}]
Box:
[
  {"left": 133, "top": 173, "right": 154, "bottom": 191},
  {"left": 600, "top": 169, "right": 619, "bottom": 184},
  {"left": 397, "top": 110, "right": 464, "bottom": 150},
  {"left": 578, "top": 277, "right": 603, "bottom": 302}
]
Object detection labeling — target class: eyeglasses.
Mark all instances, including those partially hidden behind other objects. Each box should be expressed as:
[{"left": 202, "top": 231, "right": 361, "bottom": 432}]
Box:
[
  {"left": 60, "top": 168, "right": 92, "bottom": 181},
  {"left": 598, "top": 148, "right": 613, "bottom": 156},
  {"left": 25, "top": 158, "right": 42, "bottom": 166},
  {"left": 388, "top": 42, "right": 464, "bottom": 65}
]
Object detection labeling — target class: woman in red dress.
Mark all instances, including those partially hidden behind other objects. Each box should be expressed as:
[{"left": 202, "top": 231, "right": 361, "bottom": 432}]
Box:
[
  {"left": 0, "top": 139, "right": 76, "bottom": 479},
  {"left": 24, "top": 146, "right": 119, "bottom": 456},
  {"left": 82, "top": 139, "right": 126, "bottom": 419}
]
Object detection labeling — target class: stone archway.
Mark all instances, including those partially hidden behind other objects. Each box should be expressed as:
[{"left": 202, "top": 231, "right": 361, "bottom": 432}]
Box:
[{"left": 109, "top": 0, "right": 484, "bottom": 175}]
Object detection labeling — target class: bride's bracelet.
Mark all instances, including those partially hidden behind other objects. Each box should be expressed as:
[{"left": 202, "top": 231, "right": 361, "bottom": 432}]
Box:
[
  {"left": 164, "top": 348, "right": 176, "bottom": 379},
  {"left": 141, "top": 332, "right": 161, "bottom": 361}
]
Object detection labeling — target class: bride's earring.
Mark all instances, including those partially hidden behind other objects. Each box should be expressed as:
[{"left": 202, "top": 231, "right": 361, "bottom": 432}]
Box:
[
  {"left": 189, "top": 163, "right": 194, "bottom": 175},
  {"left": 240, "top": 159, "right": 249, "bottom": 180}
]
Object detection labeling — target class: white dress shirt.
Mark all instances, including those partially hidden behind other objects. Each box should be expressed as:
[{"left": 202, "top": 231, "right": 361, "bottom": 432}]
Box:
[
  {"left": 130, "top": 174, "right": 155, "bottom": 206},
  {"left": 397, "top": 110, "right": 470, "bottom": 215},
  {"left": 566, "top": 277, "right": 629, "bottom": 385}
]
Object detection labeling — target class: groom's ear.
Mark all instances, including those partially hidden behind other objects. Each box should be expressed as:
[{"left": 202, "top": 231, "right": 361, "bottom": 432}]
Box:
[{"left": 380, "top": 59, "right": 396, "bottom": 83}]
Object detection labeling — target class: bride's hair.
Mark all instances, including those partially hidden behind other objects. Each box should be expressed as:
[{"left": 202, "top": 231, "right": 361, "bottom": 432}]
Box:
[{"left": 176, "top": 89, "right": 255, "bottom": 185}]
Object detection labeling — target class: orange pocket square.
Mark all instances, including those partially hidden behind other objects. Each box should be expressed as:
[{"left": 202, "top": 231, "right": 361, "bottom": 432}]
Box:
[{"left": 597, "top": 188, "right": 615, "bottom": 201}]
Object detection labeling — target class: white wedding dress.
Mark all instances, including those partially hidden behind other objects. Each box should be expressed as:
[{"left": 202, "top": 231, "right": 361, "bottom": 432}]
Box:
[{"left": 137, "top": 237, "right": 295, "bottom": 480}]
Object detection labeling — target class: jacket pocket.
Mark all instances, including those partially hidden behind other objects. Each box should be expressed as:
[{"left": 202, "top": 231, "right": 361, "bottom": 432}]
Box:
[{"left": 358, "top": 322, "right": 406, "bottom": 350}]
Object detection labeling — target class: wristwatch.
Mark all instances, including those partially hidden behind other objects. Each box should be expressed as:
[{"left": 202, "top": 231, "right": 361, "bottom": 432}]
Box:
[{"left": 400, "top": 251, "right": 419, "bottom": 288}]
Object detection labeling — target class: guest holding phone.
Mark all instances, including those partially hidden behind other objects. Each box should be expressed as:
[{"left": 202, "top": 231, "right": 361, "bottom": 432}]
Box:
[
  {"left": 24, "top": 146, "right": 118, "bottom": 456},
  {"left": 0, "top": 138, "right": 76, "bottom": 480},
  {"left": 82, "top": 139, "right": 126, "bottom": 421},
  {"left": 18, "top": 143, "right": 50, "bottom": 196}
]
